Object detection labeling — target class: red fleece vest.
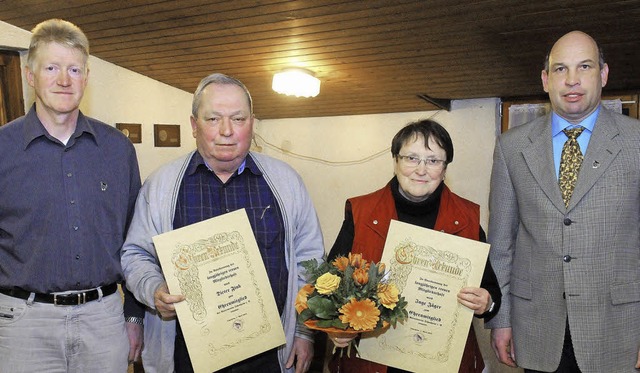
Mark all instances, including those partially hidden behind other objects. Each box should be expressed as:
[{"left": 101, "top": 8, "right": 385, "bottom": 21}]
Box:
[
  {"left": 330, "top": 183, "right": 483, "bottom": 373},
  {"left": 349, "top": 183, "right": 480, "bottom": 261}
]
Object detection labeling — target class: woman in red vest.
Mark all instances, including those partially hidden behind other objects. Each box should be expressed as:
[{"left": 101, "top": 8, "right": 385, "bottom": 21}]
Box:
[{"left": 327, "top": 119, "right": 501, "bottom": 373}]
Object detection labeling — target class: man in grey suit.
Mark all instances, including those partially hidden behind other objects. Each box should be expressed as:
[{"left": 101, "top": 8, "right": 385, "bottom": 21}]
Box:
[{"left": 486, "top": 30, "right": 640, "bottom": 372}]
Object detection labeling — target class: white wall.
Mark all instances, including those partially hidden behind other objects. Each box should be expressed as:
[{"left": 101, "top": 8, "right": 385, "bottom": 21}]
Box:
[
  {"left": 254, "top": 98, "right": 500, "bottom": 251},
  {"left": 79, "top": 58, "right": 195, "bottom": 179}
]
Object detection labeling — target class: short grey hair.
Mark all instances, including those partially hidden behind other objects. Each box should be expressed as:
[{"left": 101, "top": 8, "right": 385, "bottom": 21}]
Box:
[{"left": 191, "top": 73, "right": 253, "bottom": 117}]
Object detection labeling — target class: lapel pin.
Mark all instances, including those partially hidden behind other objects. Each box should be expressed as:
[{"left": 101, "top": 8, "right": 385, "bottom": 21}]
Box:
[
  {"left": 100, "top": 182, "right": 108, "bottom": 191},
  {"left": 592, "top": 160, "right": 600, "bottom": 169}
]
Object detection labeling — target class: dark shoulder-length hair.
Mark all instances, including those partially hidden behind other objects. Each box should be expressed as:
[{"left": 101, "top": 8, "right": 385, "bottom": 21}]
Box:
[{"left": 390, "top": 119, "right": 454, "bottom": 164}]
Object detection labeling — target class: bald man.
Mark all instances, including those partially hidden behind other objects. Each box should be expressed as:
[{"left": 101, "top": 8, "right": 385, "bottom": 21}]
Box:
[{"left": 486, "top": 31, "right": 640, "bottom": 373}]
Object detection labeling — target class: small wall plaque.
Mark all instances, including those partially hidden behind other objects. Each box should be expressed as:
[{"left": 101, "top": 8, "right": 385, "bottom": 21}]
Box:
[
  {"left": 116, "top": 123, "right": 142, "bottom": 144},
  {"left": 154, "top": 124, "right": 181, "bottom": 147}
]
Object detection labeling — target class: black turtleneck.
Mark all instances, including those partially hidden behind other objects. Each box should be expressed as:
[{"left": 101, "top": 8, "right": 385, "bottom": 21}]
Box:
[{"left": 390, "top": 176, "right": 444, "bottom": 230}]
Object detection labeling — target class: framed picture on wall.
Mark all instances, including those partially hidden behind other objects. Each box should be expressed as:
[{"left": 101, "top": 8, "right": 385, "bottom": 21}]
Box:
[
  {"left": 116, "top": 123, "right": 142, "bottom": 143},
  {"left": 154, "top": 124, "right": 181, "bottom": 147}
]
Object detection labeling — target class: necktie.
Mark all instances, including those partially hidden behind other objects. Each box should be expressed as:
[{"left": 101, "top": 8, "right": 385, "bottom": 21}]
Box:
[{"left": 558, "top": 127, "right": 585, "bottom": 207}]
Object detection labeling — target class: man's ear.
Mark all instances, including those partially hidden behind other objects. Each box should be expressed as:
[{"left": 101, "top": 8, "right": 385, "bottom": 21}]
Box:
[
  {"left": 190, "top": 115, "right": 198, "bottom": 139},
  {"left": 600, "top": 63, "right": 609, "bottom": 88},
  {"left": 25, "top": 65, "right": 35, "bottom": 88},
  {"left": 541, "top": 69, "right": 549, "bottom": 93}
]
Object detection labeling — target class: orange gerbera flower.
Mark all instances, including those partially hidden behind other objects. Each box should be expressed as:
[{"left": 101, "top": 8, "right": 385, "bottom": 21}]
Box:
[
  {"left": 332, "top": 256, "right": 349, "bottom": 272},
  {"left": 339, "top": 298, "right": 380, "bottom": 330},
  {"left": 352, "top": 267, "right": 369, "bottom": 285},
  {"left": 377, "top": 283, "right": 400, "bottom": 310},
  {"left": 295, "top": 284, "right": 315, "bottom": 313}
]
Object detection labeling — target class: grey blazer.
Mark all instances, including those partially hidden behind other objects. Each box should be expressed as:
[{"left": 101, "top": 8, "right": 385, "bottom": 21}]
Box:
[{"left": 485, "top": 108, "right": 640, "bottom": 372}]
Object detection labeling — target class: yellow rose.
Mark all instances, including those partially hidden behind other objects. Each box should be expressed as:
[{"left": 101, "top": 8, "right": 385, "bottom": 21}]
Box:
[
  {"left": 315, "top": 273, "right": 341, "bottom": 295},
  {"left": 295, "top": 284, "right": 315, "bottom": 313},
  {"left": 377, "top": 283, "right": 399, "bottom": 309}
]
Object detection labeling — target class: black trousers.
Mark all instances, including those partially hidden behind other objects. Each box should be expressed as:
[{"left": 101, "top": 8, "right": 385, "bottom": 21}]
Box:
[{"left": 525, "top": 320, "right": 581, "bottom": 373}]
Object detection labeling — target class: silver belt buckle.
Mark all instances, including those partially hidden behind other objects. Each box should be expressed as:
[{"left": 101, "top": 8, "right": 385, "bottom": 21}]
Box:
[{"left": 53, "top": 292, "right": 87, "bottom": 306}]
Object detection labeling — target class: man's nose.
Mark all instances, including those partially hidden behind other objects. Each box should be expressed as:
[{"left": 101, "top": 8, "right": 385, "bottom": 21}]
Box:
[
  {"left": 219, "top": 118, "right": 233, "bottom": 135},
  {"left": 57, "top": 70, "right": 71, "bottom": 86},
  {"left": 566, "top": 69, "right": 579, "bottom": 86}
]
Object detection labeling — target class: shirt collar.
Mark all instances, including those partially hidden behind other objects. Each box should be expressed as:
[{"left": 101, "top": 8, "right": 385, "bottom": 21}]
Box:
[
  {"left": 187, "top": 151, "right": 263, "bottom": 178},
  {"left": 551, "top": 105, "right": 600, "bottom": 137},
  {"left": 242, "top": 154, "right": 263, "bottom": 176},
  {"left": 22, "top": 104, "right": 98, "bottom": 149}
]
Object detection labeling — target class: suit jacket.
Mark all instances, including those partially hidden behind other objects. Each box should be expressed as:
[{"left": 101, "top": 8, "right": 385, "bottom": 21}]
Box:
[{"left": 486, "top": 108, "right": 640, "bottom": 372}]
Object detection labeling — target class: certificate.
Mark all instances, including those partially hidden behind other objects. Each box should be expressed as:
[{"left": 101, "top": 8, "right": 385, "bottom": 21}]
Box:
[
  {"left": 153, "top": 209, "right": 286, "bottom": 373},
  {"left": 358, "top": 220, "right": 489, "bottom": 372}
]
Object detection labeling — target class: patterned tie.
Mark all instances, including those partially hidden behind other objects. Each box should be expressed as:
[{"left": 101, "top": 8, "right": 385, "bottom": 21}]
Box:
[{"left": 558, "top": 126, "right": 585, "bottom": 207}]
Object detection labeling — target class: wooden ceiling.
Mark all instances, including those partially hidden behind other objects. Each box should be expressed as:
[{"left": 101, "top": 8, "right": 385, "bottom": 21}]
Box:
[{"left": 2, "top": 0, "right": 639, "bottom": 119}]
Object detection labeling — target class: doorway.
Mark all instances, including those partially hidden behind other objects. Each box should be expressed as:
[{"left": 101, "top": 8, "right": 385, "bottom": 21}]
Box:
[{"left": 0, "top": 50, "right": 25, "bottom": 125}]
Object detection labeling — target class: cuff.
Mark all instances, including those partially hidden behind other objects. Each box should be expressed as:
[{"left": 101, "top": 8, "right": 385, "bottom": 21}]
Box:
[{"left": 125, "top": 316, "right": 144, "bottom": 325}]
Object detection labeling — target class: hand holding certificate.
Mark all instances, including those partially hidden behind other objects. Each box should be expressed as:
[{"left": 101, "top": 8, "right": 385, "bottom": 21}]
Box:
[
  {"left": 153, "top": 209, "right": 285, "bottom": 373},
  {"left": 357, "top": 220, "right": 490, "bottom": 372}
]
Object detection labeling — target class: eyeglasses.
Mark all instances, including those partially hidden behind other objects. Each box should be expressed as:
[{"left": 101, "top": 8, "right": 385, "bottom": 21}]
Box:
[{"left": 397, "top": 155, "right": 447, "bottom": 169}]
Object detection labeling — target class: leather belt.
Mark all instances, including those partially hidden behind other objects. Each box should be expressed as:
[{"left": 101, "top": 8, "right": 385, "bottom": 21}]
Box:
[{"left": 0, "top": 283, "right": 118, "bottom": 306}]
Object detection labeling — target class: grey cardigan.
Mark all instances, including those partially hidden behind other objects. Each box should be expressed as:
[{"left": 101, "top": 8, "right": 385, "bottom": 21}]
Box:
[{"left": 121, "top": 151, "right": 325, "bottom": 372}]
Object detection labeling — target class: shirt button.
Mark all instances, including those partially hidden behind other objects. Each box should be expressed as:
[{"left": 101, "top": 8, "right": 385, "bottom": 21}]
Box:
[
  {"left": 70, "top": 200, "right": 75, "bottom": 204},
  {"left": 67, "top": 172, "right": 72, "bottom": 177},
  {"left": 73, "top": 225, "right": 79, "bottom": 231},
  {"left": 564, "top": 218, "right": 572, "bottom": 226},
  {"left": 373, "top": 220, "right": 378, "bottom": 225},
  {"left": 75, "top": 255, "right": 80, "bottom": 260},
  {"left": 454, "top": 220, "right": 459, "bottom": 225},
  {"left": 563, "top": 255, "right": 572, "bottom": 262}
]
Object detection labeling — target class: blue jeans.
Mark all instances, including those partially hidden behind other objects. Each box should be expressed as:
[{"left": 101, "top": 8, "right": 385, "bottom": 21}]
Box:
[{"left": 0, "top": 291, "right": 129, "bottom": 373}]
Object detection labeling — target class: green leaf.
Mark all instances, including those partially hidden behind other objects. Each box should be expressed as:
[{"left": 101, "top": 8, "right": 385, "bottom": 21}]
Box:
[
  {"left": 307, "top": 295, "right": 338, "bottom": 319},
  {"left": 329, "top": 319, "right": 349, "bottom": 329},
  {"left": 298, "top": 308, "right": 314, "bottom": 322}
]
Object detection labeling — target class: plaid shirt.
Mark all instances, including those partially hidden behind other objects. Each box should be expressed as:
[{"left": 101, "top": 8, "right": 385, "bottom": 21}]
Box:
[{"left": 173, "top": 152, "right": 287, "bottom": 314}]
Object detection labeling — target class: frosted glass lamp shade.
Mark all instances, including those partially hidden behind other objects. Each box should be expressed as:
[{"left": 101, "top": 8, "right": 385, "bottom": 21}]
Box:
[{"left": 272, "top": 68, "right": 320, "bottom": 98}]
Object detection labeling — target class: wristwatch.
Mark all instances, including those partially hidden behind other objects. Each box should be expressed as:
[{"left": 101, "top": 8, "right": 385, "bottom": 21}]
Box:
[
  {"left": 487, "top": 301, "right": 496, "bottom": 313},
  {"left": 125, "top": 316, "right": 144, "bottom": 325}
]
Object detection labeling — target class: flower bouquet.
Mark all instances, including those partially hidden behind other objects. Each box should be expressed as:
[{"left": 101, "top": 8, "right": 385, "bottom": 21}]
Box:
[{"left": 295, "top": 253, "right": 408, "bottom": 356}]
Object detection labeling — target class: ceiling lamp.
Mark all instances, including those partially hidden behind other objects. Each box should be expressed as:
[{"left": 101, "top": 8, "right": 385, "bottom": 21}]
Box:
[{"left": 272, "top": 68, "right": 320, "bottom": 98}]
